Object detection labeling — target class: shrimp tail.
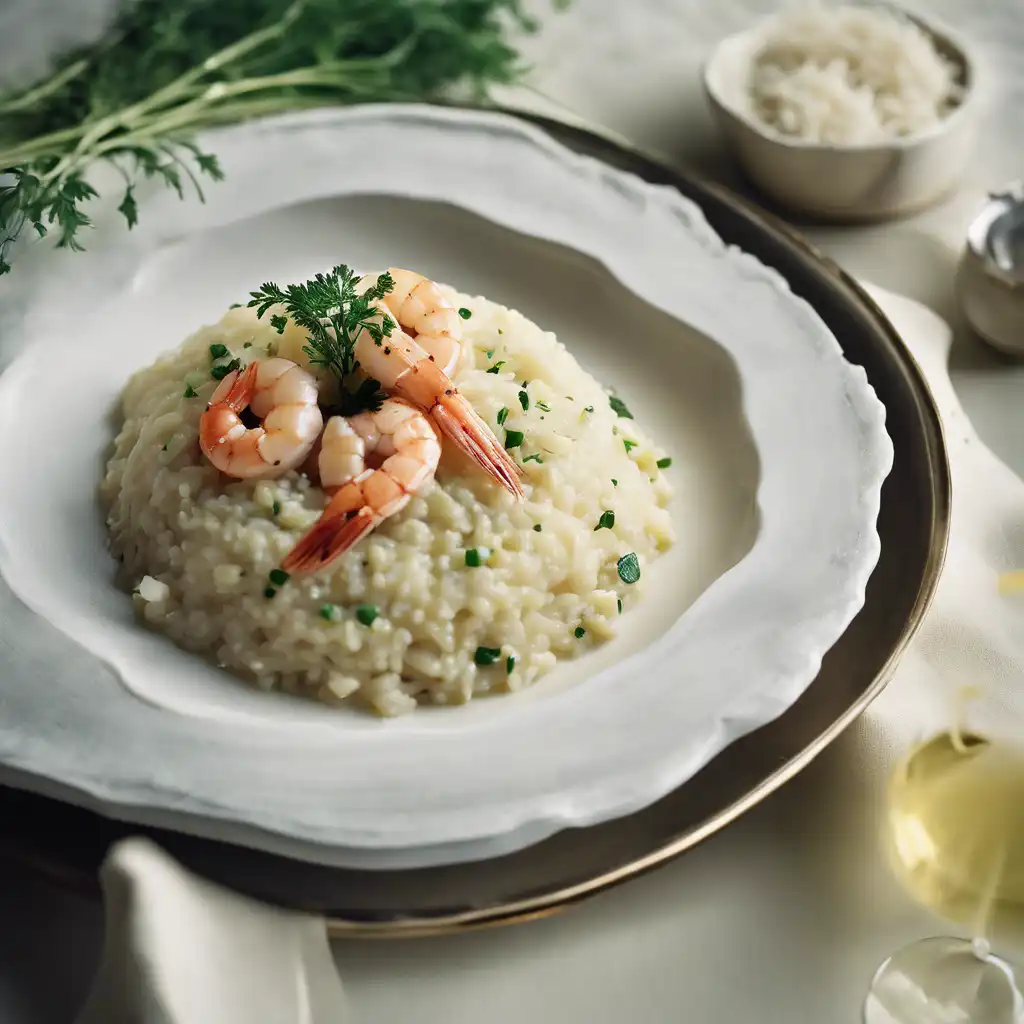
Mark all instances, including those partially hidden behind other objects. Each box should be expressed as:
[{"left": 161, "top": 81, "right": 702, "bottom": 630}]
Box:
[
  {"left": 214, "top": 361, "right": 258, "bottom": 411},
  {"left": 281, "top": 507, "right": 378, "bottom": 574},
  {"left": 431, "top": 395, "right": 524, "bottom": 498}
]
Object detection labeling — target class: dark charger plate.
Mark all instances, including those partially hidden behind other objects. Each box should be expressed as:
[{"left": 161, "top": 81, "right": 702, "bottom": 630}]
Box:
[{"left": 0, "top": 112, "right": 949, "bottom": 936}]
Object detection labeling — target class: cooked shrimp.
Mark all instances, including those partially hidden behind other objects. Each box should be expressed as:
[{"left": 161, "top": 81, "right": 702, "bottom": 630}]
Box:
[
  {"left": 354, "top": 271, "right": 523, "bottom": 499},
  {"left": 380, "top": 267, "right": 462, "bottom": 376},
  {"left": 282, "top": 399, "right": 441, "bottom": 574},
  {"left": 199, "top": 359, "right": 323, "bottom": 479}
]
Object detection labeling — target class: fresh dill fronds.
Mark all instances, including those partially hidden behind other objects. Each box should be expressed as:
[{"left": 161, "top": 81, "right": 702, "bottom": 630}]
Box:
[{"left": 248, "top": 264, "right": 392, "bottom": 414}]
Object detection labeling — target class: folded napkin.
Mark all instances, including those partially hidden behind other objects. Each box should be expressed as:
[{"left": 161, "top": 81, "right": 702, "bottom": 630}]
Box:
[{"left": 73, "top": 287, "right": 1024, "bottom": 1024}]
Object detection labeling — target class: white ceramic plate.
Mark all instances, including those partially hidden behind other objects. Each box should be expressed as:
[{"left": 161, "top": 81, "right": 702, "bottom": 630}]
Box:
[{"left": 0, "top": 105, "right": 892, "bottom": 869}]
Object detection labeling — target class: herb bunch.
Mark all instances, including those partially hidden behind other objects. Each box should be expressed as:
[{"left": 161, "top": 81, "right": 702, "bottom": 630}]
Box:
[
  {"left": 0, "top": 0, "right": 542, "bottom": 275},
  {"left": 249, "top": 264, "right": 394, "bottom": 414}
]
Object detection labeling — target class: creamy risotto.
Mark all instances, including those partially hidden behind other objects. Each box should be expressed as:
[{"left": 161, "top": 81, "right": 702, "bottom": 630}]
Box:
[{"left": 102, "top": 280, "right": 674, "bottom": 715}]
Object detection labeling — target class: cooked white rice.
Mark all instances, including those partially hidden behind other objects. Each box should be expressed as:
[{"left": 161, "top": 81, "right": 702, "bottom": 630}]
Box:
[
  {"left": 101, "top": 287, "right": 674, "bottom": 716},
  {"left": 746, "top": 4, "right": 963, "bottom": 145}
]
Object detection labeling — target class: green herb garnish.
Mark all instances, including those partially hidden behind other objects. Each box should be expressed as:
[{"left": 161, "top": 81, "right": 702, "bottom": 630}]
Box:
[
  {"left": 0, "top": 1, "right": 544, "bottom": 278},
  {"left": 355, "top": 604, "right": 379, "bottom": 627},
  {"left": 465, "top": 548, "right": 489, "bottom": 568},
  {"left": 504, "top": 428, "right": 524, "bottom": 449},
  {"left": 617, "top": 597, "right": 623, "bottom": 614},
  {"left": 506, "top": 655, "right": 515, "bottom": 674},
  {"left": 268, "top": 568, "right": 289, "bottom": 586},
  {"left": 536, "top": 401, "right": 551, "bottom": 412},
  {"left": 209, "top": 342, "right": 229, "bottom": 359},
  {"left": 263, "top": 586, "right": 276, "bottom": 599},
  {"left": 183, "top": 382, "right": 198, "bottom": 398},
  {"left": 583, "top": 405, "right": 594, "bottom": 413},
  {"left": 617, "top": 552, "right": 641, "bottom": 585},
  {"left": 518, "top": 390, "right": 529, "bottom": 411},
  {"left": 474, "top": 645, "right": 502, "bottom": 666},
  {"left": 574, "top": 626, "right": 585, "bottom": 639},
  {"left": 248, "top": 265, "right": 392, "bottom": 414},
  {"left": 211, "top": 358, "right": 241, "bottom": 380},
  {"left": 269, "top": 313, "right": 288, "bottom": 334},
  {"left": 496, "top": 407, "right": 509, "bottom": 427},
  {"left": 611, "top": 478, "right": 618, "bottom": 486},
  {"left": 271, "top": 500, "right": 281, "bottom": 516},
  {"left": 623, "top": 439, "right": 638, "bottom": 453},
  {"left": 458, "top": 307, "right": 472, "bottom": 319},
  {"left": 486, "top": 361, "right": 506, "bottom": 374},
  {"left": 594, "top": 510, "right": 615, "bottom": 531},
  {"left": 320, "top": 603, "right": 340, "bottom": 622},
  {"left": 533, "top": 524, "right": 542, "bottom": 532},
  {"left": 657, "top": 457, "right": 672, "bottom": 469},
  {"left": 609, "top": 395, "right": 633, "bottom": 419},
  {"left": 522, "top": 453, "right": 543, "bottom": 464},
  {"left": 228, "top": 303, "right": 242, "bottom": 310}
]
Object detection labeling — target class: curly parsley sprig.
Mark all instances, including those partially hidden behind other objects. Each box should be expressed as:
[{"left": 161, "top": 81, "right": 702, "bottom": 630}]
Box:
[{"left": 248, "top": 264, "right": 394, "bottom": 415}]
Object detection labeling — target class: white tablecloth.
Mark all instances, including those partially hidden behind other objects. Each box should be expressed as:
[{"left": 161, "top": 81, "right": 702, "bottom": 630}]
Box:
[{"left": 1, "top": 2, "right": 1023, "bottom": 1021}]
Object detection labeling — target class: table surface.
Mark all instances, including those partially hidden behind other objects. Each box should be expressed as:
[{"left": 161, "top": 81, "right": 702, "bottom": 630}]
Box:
[{"left": 1, "top": 1, "right": 1022, "bottom": 1021}]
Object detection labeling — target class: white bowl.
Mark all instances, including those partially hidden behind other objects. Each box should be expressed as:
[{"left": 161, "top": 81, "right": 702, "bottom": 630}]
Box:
[{"left": 702, "top": 6, "right": 981, "bottom": 222}]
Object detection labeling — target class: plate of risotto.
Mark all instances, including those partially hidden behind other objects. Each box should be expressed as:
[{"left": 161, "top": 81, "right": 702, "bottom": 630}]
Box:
[{"left": 0, "top": 105, "right": 892, "bottom": 868}]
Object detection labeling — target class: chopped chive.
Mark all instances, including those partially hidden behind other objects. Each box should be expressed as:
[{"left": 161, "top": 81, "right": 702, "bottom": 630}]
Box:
[
  {"left": 485, "top": 348, "right": 495, "bottom": 359},
  {"left": 263, "top": 586, "right": 276, "bottom": 599},
  {"left": 566, "top": 396, "right": 574, "bottom": 402},
  {"left": 211, "top": 358, "right": 241, "bottom": 381},
  {"left": 355, "top": 604, "right": 379, "bottom": 627},
  {"left": 583, "top": 405, "right": 594, "bottom": 413},
  {"left": 228, "top": 303, "right": 242, "bottom": 309},
  {"left": 504, "top": 429, "right": 524, "bottom": 449},
  {"left": 518, "top": 390, "right": 530, "bottom": 411},
  {"left": 183, "top": 383, "right": 198, "bottom": 398},
  {"left": 496, "top": 407, "right": 509, "bottom": 427},
  {"left": 617, "top": 598, "right": 623, "bottom": 614},
  {"left": 522, "top": 453, "right": 544, "bottom": 464},
  {"left": 506, "top": 655, "right": 515, "bottom": 674},
  {"left": 574, "top": 626, "right": 586, "bottom": 639},
  {"left": 533, "top": 524, "right": 543, "bottom": 532},
  {"left": 623, "top": 439, "right": 638, "bottom": 453},
  {"left": 497, "top": 328, "right": 504, "bottom": 335},
  {"left": 320, "top": 604, "right": 341, "bottom": 622},
  {"left": 474, "top": 645, "right": 502, "bottom": 666},
  {"left": 617, "top": 552, "right": 641, "bottom": 584},
  {"left": 521, "top": 380, "right": 529, "bottom": 387},
  {"left": 272, "top": 500, "right": 281, "bottom": 516},
  {"left": 269, "top": 313, "right": 288, "bottom": 334},
  {"left": 611, "top": 478, "right": 618, "bottom": 486},
  {"left": 595, "top": 510, "right": 615, "bottom": 531},
  {"left": 657, "top": 457, "right": 673, "bottom": 469},
  {"left": 486, "top": 361, "right": 506, "bottom": 374},
  {"left": 465, "top": 547, "right": 490, "bottom": 567},
  {"left": 609, "top": 395, "right": 633, "bottom": 419},
  {"left": 536, "top": 401, "right": 551, "bottom": 412},
  {"left": 209, "top": 342, "right": 229, "bottom": 359},
  {"left": 268, "top": 568, "right": 290, "bottom": 586},
  {"left": 458, "top": 307, "right": 472, "bottom": 320}
]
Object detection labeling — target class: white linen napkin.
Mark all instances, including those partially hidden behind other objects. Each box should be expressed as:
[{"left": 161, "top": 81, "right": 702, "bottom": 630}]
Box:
[{"left": 72, "top": 286, "right": 1024, "bottom": 1024}]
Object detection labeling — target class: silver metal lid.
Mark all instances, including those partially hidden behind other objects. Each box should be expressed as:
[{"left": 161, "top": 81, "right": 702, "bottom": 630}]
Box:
[{"left": 965, "top": 181, "right": 1024, "bottom": 284}]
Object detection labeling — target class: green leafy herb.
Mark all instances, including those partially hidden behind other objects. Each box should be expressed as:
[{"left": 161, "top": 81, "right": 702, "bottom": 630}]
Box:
[
  {"left": 609, "top": 395, "right": 633, "bottom": 419},
  {"left": 268, "top": 568, "right": 290, "bottom": 586},
  {"left": 504, "top": 428, "right": 524, "bottom": 449},
  {"left": 263, "top": 586, "right": 276, "bottom": 599},
  {"left": 465, "top": 547, "right": 489, "bottom": 568},
  {"left": 486, "top": 360, "right": 506, "bottom": 374},
  {"left": 0, "top": 0, "right": 548, "bottom": 276},
  {"left": 574, "top": 626, "right": 585, "bottom": 639},
  {"left": 496, "top": 407, "right": 509, "bottom": 427},
  {"left": 271, "top": 500, "right": 281, "bottom": 516},
  {"left": 657, "top": 457, "right": 672, "bottom": 469},
  {"left": 617, "top": 597, "right": 623, "bottom": 614},
  {"left": 611, "top": 478, "right": 618, "bottom": 486},
  {"left": 183, "top": 382, "right": 198, "bottom": 398},
  {"left": 506, "top": 654, "right": 515, "bottom": 674},
  {"left": 209, "top": 342, "right": 229, "bottom": 359},
  {"left": 269, "top": 313, "right": 288, "bottom": 334},
  {"left": 474, "top": 645, "right": 502, "bottom": 666},
  {"left": 249, "top": 264, "right": 391, "bottom": 414},
  {"left": 458, "top": 307, "right": 472, "bottom": 319},
  {"left": 518, "top": 390, "right": 529, "bottom": 411},
  {"left": 594, "top": 510, "right": 615, "bottom": 531},
  {"left": 522, "top": 453, "right": 543, "bottom": 464},
  {"left": 228, "top": 303, "right": 242, "bottom": 309},
  {"left": 583, "top": 405, "right": 594, "bottom": 413},
  {"left": 320, "top": 603, "right": 340, "bottom": 622},
  {"left": 211, "top": 357, "right": 241, "bottom": 380},
  {"left": 484, "top": 348, "right": 494, "bottom": 359},
  {"left": 623, "top": 439, "right": 637, "bottom": 453},
  {"left": 536, "top": 401, "right": 551, "bottom": 412},
  {"left": 355, "top": 603, "right": 379, "bottom": 627},
  {"left": 617, "top": 552, "right": 641, "bottom": 585},
  {"left": 497, "top": 328, "right": 504, "bottom": 335},
  {"left": 533, "top": 523, "right": 542, "bottom": 532}
]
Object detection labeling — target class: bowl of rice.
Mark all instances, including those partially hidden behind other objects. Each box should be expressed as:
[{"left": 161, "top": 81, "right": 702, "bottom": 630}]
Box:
[{"left": 702, "top": 3, "right": 980, "bottom": 221}]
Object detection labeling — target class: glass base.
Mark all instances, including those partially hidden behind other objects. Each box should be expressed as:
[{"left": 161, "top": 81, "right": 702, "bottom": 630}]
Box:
[{"left": 864, "top": 937, "right": 1023, "bottom": 1024}]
